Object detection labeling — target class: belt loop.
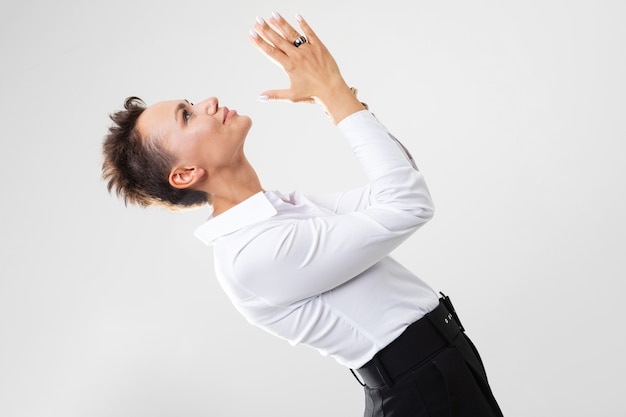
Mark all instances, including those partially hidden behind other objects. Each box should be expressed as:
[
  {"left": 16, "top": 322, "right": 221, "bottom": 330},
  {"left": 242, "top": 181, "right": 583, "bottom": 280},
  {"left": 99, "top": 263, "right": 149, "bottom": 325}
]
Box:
[
  {"left": 371, "top": 355, "right": 394, "bottom": 388},
  {"left": 439, "top": 291, "right": 465, "bottom": 332}
]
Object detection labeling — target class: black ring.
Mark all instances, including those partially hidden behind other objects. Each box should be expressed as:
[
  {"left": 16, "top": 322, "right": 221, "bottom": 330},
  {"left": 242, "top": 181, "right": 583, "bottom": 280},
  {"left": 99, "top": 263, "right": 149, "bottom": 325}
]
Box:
[{"left": 293, "top": 35, "right": 307, "bottom": 48}]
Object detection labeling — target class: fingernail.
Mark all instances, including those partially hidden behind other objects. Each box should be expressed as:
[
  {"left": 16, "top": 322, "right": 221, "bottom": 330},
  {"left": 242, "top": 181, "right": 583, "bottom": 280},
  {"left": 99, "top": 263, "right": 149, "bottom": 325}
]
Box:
[
  {"left": 256, "top": 16, "right": 265, "bottom": 25},
  {"left": 257, "top": 95, "right": 269, "bottom": 101},
  {"left": 249, "top": 29, "right": 259, "bottom": 39},
  {"left": 295, "top": 13, "right": 303, "bottom": 22},
  {"left": 272, "top": 11, "right": 281, "bottom": 20}
]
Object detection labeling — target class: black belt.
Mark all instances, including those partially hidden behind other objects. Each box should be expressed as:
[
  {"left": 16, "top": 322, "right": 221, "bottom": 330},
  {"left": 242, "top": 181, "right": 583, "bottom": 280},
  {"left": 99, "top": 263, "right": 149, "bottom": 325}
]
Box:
[{"left": 354, "top": 293, "right": 465, "bottom": 388}]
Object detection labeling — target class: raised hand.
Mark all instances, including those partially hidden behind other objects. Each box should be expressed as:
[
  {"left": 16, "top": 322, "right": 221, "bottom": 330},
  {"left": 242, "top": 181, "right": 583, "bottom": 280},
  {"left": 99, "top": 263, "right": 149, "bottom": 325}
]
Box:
[{"left": 249, "top": 13, "right": 364, "bottom": 124}]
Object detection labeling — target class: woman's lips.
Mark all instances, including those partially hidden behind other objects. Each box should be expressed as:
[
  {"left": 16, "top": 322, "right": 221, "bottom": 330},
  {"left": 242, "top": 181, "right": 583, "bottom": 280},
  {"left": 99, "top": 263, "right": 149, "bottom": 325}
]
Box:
[{"left": 224, "top": 107, "right": 237, "bottom": 123}]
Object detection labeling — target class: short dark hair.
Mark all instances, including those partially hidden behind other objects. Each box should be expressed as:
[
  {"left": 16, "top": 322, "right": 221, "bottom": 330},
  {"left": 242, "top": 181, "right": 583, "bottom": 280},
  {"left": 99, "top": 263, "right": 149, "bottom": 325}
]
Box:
[{"left": 102, "top": 96, "right": 210, "bottom": 210}]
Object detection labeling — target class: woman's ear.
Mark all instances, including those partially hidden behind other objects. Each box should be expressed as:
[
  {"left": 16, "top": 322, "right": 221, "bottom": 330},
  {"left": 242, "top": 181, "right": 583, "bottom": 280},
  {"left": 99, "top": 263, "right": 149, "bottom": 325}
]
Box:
[{"left": 168, "top": 166, "right": 206, "bottom": 189}]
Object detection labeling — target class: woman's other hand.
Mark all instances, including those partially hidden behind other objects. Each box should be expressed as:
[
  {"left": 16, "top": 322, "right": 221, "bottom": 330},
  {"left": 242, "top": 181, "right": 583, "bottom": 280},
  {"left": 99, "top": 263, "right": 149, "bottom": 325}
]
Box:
[{"left": 249, "top": 13, "right": 365, "bottom": 124}]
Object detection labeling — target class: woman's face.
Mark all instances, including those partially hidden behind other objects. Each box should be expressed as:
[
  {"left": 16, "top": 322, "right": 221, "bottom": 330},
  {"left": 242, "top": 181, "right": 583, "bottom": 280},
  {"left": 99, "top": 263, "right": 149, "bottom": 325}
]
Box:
[{"left": 136, "top": 97, "right": 253, "bottom": 176}]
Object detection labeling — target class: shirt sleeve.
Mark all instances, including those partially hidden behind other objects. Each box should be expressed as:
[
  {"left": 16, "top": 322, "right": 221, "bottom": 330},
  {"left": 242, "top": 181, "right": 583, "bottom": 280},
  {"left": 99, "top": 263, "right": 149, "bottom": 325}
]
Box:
[
  {"left": 307, "top": 111, "right": 425, "bottom": 214},
  {"left": 229, "top": 110, "right": 435, "bottom": 306}
]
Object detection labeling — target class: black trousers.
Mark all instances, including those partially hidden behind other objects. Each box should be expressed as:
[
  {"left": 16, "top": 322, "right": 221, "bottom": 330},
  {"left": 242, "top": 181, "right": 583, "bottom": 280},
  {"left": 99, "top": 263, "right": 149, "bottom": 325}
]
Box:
[{"left": 355, "top": 297, "right": 503, "bottom": 417}]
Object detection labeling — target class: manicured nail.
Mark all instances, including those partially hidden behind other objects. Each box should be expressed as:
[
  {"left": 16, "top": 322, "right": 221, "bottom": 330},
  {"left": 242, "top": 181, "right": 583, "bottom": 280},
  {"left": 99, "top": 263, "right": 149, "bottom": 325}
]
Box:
[
  {"left": 257, "top": 95, "right": 269, "bottom": 101},
  {"left": 295, "top": 13, "right": 303, "bottom": 22},
  {"left": 249, "top": 29, "right": 259, "bottom": 39},
  {"left": 272, "top": 11, "right": 281, "bottom": 20},
  {"left": 256, "top": 16, "right": 265, "bottom": 25}
]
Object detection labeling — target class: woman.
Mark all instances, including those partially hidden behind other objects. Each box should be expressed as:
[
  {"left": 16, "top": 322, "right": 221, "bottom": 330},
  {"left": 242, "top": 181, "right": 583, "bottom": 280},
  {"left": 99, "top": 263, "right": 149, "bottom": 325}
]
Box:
[{"left": 103, "top": 12, "right": 503, "bottom": 417}]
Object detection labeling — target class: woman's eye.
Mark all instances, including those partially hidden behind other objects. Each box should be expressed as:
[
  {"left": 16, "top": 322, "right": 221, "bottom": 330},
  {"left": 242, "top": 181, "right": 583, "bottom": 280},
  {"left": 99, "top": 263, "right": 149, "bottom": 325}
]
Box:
[{"left": 183, "top": 109, "right": 192, "bottom": 123}]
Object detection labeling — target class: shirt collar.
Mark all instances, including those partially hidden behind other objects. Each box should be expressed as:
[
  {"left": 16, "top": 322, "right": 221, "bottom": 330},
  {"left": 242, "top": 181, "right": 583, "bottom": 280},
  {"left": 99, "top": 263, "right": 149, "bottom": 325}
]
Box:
[{"left": 194, "top": 191, "right": 278, "bottom": 245}]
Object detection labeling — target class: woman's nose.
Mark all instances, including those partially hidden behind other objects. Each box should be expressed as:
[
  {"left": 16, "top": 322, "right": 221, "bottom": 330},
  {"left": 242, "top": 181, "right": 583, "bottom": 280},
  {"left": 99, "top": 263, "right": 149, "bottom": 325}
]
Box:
[{"left": 194, "top": 97, "right": 218, "bottom": 115}]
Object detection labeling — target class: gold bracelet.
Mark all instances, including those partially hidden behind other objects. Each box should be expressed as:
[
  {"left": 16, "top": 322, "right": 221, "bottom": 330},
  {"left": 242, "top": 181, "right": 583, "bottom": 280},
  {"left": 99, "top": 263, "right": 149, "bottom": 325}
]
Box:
[{"left": 350, "top": 87, "right": 369, "bottom": 110}]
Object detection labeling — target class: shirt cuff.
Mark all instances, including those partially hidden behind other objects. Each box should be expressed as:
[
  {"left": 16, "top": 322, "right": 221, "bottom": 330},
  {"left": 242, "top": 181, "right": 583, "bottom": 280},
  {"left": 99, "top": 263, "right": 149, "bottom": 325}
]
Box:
[{"left": 336, "top": 109, "right": 376, "bottom": 132}]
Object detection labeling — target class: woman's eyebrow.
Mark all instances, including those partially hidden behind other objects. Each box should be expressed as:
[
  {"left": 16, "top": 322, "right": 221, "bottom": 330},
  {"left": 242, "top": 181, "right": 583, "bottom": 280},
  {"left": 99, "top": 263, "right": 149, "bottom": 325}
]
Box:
[{"left": 174, "top": 100, "right": 190, "bottom": 123}]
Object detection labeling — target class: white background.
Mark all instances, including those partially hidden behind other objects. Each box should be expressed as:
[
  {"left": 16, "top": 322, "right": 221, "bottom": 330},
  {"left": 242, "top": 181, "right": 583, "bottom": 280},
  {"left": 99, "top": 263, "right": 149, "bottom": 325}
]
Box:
[{"left": 1, "top": 0, "right": 625, "bottom": 416}]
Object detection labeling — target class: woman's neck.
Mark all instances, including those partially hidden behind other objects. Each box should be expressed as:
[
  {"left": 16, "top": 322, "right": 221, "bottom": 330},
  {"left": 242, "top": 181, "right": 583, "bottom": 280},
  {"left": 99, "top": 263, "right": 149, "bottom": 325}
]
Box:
[{"left": 204, "top": 159, "right": 264, "bottom": 217}]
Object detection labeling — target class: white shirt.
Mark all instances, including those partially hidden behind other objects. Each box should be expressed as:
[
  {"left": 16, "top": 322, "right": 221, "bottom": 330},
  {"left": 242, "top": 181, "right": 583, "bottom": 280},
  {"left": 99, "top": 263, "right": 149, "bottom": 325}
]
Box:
[{"left": 195, "top": 110, "right": 439, "bottom": 369}]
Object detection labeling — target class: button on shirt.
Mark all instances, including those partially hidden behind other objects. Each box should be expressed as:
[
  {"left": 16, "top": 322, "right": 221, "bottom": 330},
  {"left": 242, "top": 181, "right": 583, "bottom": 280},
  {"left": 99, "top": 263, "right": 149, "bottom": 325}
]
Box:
[{"left": 195, "top": 110, "right": 439, "bottom": 369}]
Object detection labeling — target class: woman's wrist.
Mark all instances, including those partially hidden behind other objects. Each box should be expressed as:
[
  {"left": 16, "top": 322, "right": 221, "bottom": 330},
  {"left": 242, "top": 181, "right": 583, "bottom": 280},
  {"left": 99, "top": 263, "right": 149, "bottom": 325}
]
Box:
[{"left": 316, "top": 83, "right": 368, "bottom": 125}]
